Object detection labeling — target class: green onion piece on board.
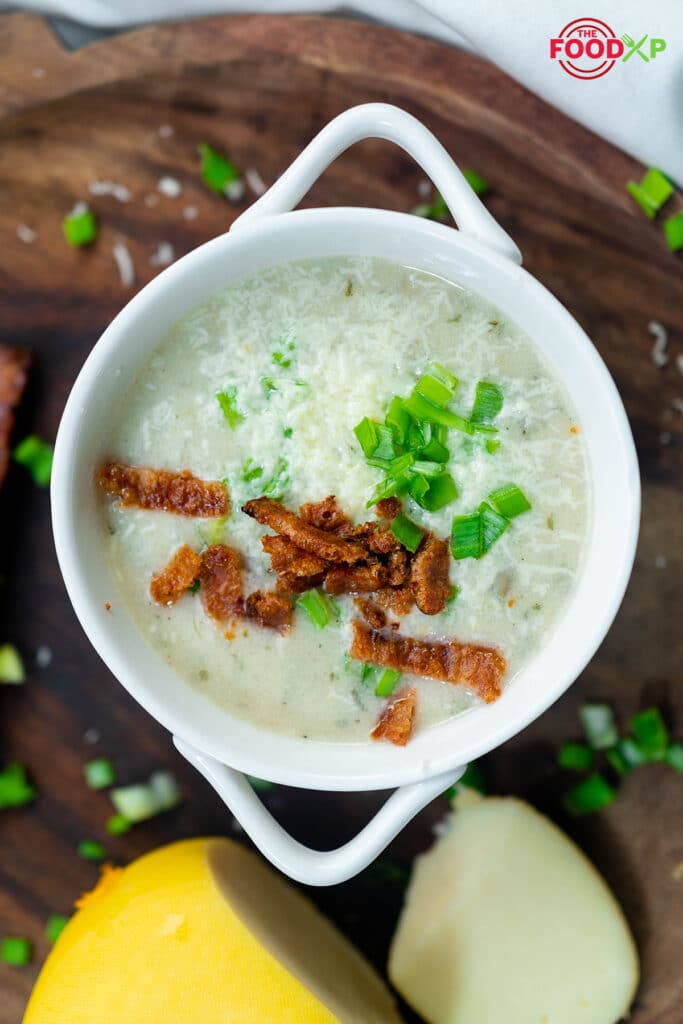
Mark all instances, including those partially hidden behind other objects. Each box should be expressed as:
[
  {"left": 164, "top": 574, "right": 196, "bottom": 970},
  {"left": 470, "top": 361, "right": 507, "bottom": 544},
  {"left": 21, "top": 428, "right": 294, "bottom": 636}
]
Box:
[
  {"left": 627, "top": 167, "right": 673, "bottom": 219},
  {"left": 246, "top": 776, "right": 276, "bottom": 792},
  {"left": 110, "top": 783, "right": 160, "bottom": 823},
  {"left": 613, "top": 737, "right": 648, "bottom": 771},
  {"left": 558, "top": 742, "right": 595, "bottom": 772},
  {"left": 385, "top": 397, "right": 411, "bottom": 444},
  {"left": 215, "top": 388, "right": 244, "bottom": 428},
  {"left": 463, "top": 169, "right": 490, "bottom": 197},
  {"left": 665, "top": 742, "right": 683, "bottom": 773},
  {"left": 391, "top": 512, "right": 424, "bottom": 553},
  {"left": 63, "top": 205, "right": 98, "bottom": 247},
  {"left": 451, "top": 512, "right": 482, "bottom": 560},
  {"left": 375, "top": 669, "right": 401, "bottom": 698},
  {"left": 563, "top": 773, "right": 616, "bottom": 816},
  {"left": 106, "top": 813, "right": 132, "bottom": 836},
  {"left": 0, "top": 644, "right": 25, "bottom": 684},
  {"left": 45, "top": 915, "right": 69, "bottom": 945},
  {"left": 297, "top": 589, "right": 331, "bottom": 630},
  {"left": 77, "top": 839, "right": 107, "bottom": 862},
  {"left": 0, "top": 763, "right": 36, "bottom": 810},
  {"left": 488, "top": 483, "right": 532, "bottom": 519},
  {"left": 84, "top": 758, "right": 116, "bottom": 790},
  {"left": 149, "top": 771, "right": 183, "bottom": 810},
  {"left": 478, "top": 502, "right": 509, "bottom": 555},
  {"left": 470, "top": 381, "right": 504, "bottom": 423},
  {"left": 663, "top": 212, "right": 683, "bottom": 252},
  {"left": 630, "top": 707, "right": 669, "bottom": 761},
  {"left": 1, "top": 936, "right": 32, "bottom": 967},
  {"left": 579, "top": 703, "right": 618, "bottom": 750},
  {"left": 421, "top": 473, "right": 458, "bottom": 512},
  {"left": 13, "top": 435, "right": 53, "bottom": 487},
  {"left": 403, "top": 391, "right": 474, "bottom": 434},
  {"left": 241, "top": 458, "right": 263, "bottom": 483},
  {"left": 198, "top": 143, "right": 240, "bottom": 194},
  {"left": 262, "top": 458, "right": 289, "bottom": 500}
]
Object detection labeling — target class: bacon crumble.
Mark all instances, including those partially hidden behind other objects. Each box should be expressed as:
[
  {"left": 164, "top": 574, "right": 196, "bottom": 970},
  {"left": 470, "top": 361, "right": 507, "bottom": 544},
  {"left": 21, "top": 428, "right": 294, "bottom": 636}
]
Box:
[
  {"left": 299, "top": 495, "right": 352, "bottom": 534},
  {"left": 353, "top": 597, "right": 387, "bottom": 630},
  {"left": 410, "top": 533, "right": 452, "bottom": 615},
  {"left": 150, "top": 545, "right": 202, "bottom": 606},
  {"left": 246, "top": 590, "right": 293, "bottom": 634},
  {"left": 261, "top": 534, "right": 327, "bottom": 593},
  {"left": 371, "top": 687, "right": 417, "bottom": 746},
  {"left": 243, "top": 496, "right": 366, "bottom": 564},
  {"left": 199, "top": 544, "right": 244, "bottom": 621},
  {"left": 97, "top": 463, "right": 229, "bottom": 518}
]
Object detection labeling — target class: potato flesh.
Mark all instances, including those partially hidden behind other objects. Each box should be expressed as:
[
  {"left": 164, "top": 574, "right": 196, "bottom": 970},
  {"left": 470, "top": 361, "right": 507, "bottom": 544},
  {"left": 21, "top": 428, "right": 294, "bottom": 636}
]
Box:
[{"left": 389, "top": 797, "right": 639, "bottom": 1024}]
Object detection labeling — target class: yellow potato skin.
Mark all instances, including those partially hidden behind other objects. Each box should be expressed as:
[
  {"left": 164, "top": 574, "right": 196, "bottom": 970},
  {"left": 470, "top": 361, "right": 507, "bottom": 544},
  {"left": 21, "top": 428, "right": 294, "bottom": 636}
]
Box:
[{"left": 24, "top": 838, "right": 340, "bottom": 1024}]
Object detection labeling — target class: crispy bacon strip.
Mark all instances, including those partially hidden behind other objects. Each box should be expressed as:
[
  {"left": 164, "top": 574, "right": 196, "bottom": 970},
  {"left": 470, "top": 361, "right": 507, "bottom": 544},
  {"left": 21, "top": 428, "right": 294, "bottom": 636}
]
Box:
[
  {"left": 200, "top": 544, "right": 244, "bottom": 621},
  {"left": 375, "top": 497, "right": 401, "bottom": 520},
  {"left": 246, "top": 590, "right": 293, "bottom": 634},
  {"left": 243, "top": 497, "right": 366, "bottom": 564},
  {"left": 371, "top": 686, "right": 416, "bottom": 746},
  {"left": 354, "top": 597, "right": 387, "bottom": 630},
  {"left": 97, "top": 463, "right": 229, "bottom": 518},
  {"left": 410, "top": 533, "right": 452, "bottom": 615},
  {"left": 325, "top": 561, "right": 389, "bottom": 594},
  {"left": 261, "top": 535, "right": 327, "bottom": 594},
  {"left": 0, "top": 346, "right": 31, "bottom": 488},
  {"left": 299, "top": 495, "right": 352, "bottom": 534},
  {"left": 150, "top": 545, "right": 202, "bottom": 606},
  {"left": 350, "top": 621, "right": 506, "bottom": 703}
]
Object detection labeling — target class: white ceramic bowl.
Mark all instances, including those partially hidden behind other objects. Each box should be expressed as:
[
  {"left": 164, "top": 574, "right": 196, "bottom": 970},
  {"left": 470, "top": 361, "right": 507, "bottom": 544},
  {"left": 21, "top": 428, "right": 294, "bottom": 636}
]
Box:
[{"left": 52, "top": 104, "right": 639, "bottom": 885}]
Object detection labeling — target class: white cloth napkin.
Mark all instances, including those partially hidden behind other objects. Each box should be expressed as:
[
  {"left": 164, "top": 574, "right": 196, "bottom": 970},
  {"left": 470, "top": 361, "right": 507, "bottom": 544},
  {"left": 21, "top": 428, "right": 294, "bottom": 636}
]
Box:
[{"left": 7, "top": 0, "right": 682, "bottom": 185}]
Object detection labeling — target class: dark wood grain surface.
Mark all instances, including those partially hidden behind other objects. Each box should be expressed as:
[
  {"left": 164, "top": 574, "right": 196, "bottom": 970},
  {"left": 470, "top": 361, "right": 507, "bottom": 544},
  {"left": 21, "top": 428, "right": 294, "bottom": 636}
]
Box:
[{"left": 0, "top": 13, "right": 681, "bottom": 1023}]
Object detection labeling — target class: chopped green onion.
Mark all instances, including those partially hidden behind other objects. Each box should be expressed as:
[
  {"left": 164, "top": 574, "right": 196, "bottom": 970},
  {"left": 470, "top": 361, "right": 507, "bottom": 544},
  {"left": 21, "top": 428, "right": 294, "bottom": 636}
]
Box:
[
  {"left": 327, "top": 596, "right": 342, "bottom": 623},
  {"left": 45, "top": 915, "right": 69, "bottom": 944},
  {"left": 563, "top": 773, "right": 616, "bottom": 816},
  {"left": 446, "top": 585, "right": 460, "bottom": 605},
  {"left": 247, "top": 775, "right": 276, "bottom": 792},
  {"left": 110, "top": 773, "right": 181, "bottom": 823},
  {"left": 414, "top": 372, "right": 454, "bottom": 408},
  {"left": 420, "top": 473, "right": 458, "bottom": 512},
  {"left": 580, "top": 703, "right": 618, "bottom": 750},
  {"left": 148, "top": 770, "right": 183, "bottom": 810},
  {"left": 627, "top": 168, "right": 673, "bottom": 218},
  {"left": 261, "top": 376, "right": 277, "bottom": 394},
  {"left": 470, "top": 381, "right": 504, "bottom": 423},
  {"left": 216, "top": 388, "right": 244, "bottom": 428},
  {"left": 198, "top": 143, "right": 240, "bottom": 194},
  {"left": 391, "top": 512, "right": 424, "bottom": 553},
  {"left": 410, "top": 459, "right": 444, "bottom": 478},
  {"left": 63, "top": 204, "right": 98, "bottom": 247},
  {"left": 13, "top": 435, "right": 53, "bottom": 487},
  {"left": 204, "top": 515, "right": 227, "bottom": 545},
  {"left": 610, "top": 737, "right": 648, "bottom": 772},
  {"left": 283, "top": 426, "right": 293, "bottom": 438},
  {"left": 297, "top": 589, "right": 332, "bottom": 630},
  {"left": 77, "top": 839, "right": 106, "bottom": 862},
  {"left": 106, "top": 813, "right": 131, "bottom": 836},
  {"left": 361, "top": 663, "right": 378, "bottom": 685},
  {"left": 558, "top": 742, "right": 594, "bottom": 771},
  {"left": 407, "top": 420, "right": 431, "bottom": 451},
  {"left": 0, "top": 644, "right": 25, "bottom": 684},
  {"left": 1, "top": 936, "right": 32, "bottom": 966},
  {"left": 420, "top": 437, "right": 449, "bottom": 463},
  {"left": 478, "top": 502, "right": 509, "bottom": 554},
  {"left": 84, "top": 758, "right": 116, "bottom": 790},
  {"left": 0, "top": 763, "right": 36, "bottom": 810},
  {"left": 408, "top": 473, "right": 430, "bottom": 504},
  {"left": 665, "top": 742, "right": 683, "bottom": 773},
  {"left": 488, "top": 483, "right": 531, "bottom": 519},
  {"left": 485, "top": 438, "right": 501, "bottom": 455},
  {"left": 366, "top": 475, "right": 406, "bottom": 509},
  {"left": 463, "top": 169, "right": 490, "bottom": 197},
  {"left": 445, "top": 762, "right": 486, "bottom": 799},
  {"left": 412, "top": 192, "right": 449, "bottom": 222},
  {"left": 375, "top": 668, "right": 401, "bottom": 698},
  {"left": 385, "top": 397, "right": 410, "bottom": 444},
  {"left": 386, "top": 452, "right": 415, "bottom": 478},
  {"left": 630, "top": 707, "right": 669, "bottom": 761},
  {"left": 241, "top": 458, "right": 263, "bottom": 483},
  {"left": 451, "top": 512, "right": 481, "bottom": 560},
  {"left": 404, "top": 392, "right": 474, "bottom": 434},
  {"left": 262, "top": 458, "right": 289, "bottom": 500},
  {"left": 372, "top": 424, "right": 399, "bottom": 461},
  {"left": 663, "top": 212, "right": 683, "bottom": 252},
  {"left": 272, "top": 350, "right": 292, "bottom": 368},
  {"left": 354, "top": 417, "right": 379, "bottom": 458}
]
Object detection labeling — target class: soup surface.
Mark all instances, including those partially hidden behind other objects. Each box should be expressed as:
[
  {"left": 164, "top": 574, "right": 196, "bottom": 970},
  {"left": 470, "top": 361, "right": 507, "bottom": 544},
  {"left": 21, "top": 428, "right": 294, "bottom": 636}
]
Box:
[{"left": 101, "top": 256, "right": 590, "bottom": 743}]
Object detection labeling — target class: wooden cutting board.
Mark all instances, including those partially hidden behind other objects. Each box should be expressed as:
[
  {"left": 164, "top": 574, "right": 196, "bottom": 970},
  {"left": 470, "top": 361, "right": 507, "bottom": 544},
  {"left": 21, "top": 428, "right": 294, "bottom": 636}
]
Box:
[{"left": 0, "top": 12, "right": 681, "bottom": 1022}]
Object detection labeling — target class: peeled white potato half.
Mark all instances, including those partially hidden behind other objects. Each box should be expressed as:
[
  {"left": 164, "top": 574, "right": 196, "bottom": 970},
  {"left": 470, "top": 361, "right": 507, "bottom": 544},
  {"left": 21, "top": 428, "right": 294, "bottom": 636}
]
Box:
[{"left": 389, "top": 796, "right": 638, "bottom": 1024}]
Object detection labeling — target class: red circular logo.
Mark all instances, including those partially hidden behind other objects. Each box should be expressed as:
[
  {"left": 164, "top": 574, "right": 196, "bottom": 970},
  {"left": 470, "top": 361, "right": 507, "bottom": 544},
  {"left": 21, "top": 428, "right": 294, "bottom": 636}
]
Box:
[{"left": 553, "top": 17, "right": 623, "bottom": 79}]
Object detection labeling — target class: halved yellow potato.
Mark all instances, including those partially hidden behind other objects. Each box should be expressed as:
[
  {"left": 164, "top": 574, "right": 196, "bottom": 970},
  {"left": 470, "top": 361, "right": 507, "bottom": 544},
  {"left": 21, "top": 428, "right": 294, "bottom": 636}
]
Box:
[{"left": 389, "top": 796, "right": 638, "bottom": 1024}]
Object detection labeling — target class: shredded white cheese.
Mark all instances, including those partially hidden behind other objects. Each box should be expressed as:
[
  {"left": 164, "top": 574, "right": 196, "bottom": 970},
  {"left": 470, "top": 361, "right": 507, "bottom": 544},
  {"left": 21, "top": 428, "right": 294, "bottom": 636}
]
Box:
[
  {"left": 648, "top": 320, "right": 668, "bottom": 368},
  {"left": 158, "top": 124, "right": 174, "bottom": 139},
  {"left": 183, "top": 205, "right": 198, "bottom": 221},
  {"left": 89, "top": 180, "right": 131, "bottom": 203},
  {"left": 16, "top": 224, "right": 36, "bottom": 243},
  {"left": 35, "top": 645, "right": 52, "bottom": 667},
  {"left": 224, "top": 178, "right": 245, "bottom": 203},
  {"left": 32, "top": 67, "right": 46, "bottom": 78},
  {"left": 112, "top": 241, "right": 135, "bottom": 288},
  {"left": 245, "top": 167, "right": 267, "bottom": 197},
  {"left": 158, "top": 176, "right": 182, "bottom": 198},
  {"left": 150, "top": 241, "right": 175, "bottom": 267},
  {"left": 417, "top": 178, "right": 433, "bottom": 198},
  {"left": 83, "top": 728, "right": 100, "bottom": 745}
]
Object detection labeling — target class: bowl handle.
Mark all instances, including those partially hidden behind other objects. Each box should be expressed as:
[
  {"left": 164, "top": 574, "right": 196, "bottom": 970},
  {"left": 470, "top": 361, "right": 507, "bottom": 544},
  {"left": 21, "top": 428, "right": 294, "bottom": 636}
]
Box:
[
  {"left": 174, "top": 735, "right": 464, "bottom": 886},
  {"left": 231, "top": 102, "right": 521, "bottom": 264}
]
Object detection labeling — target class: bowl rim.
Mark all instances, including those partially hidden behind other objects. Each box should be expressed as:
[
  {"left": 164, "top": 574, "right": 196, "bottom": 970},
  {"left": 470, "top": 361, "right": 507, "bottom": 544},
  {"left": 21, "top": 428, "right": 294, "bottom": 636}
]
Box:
[{"left": 51, "top": 206, "right": 640, "bottom": 791}]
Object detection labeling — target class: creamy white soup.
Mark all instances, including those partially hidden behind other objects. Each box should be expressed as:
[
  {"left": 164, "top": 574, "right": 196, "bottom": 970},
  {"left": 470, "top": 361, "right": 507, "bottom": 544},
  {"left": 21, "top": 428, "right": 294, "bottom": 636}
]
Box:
[{"left": 100, "top": 256, "right": 590, "bottom": 744}]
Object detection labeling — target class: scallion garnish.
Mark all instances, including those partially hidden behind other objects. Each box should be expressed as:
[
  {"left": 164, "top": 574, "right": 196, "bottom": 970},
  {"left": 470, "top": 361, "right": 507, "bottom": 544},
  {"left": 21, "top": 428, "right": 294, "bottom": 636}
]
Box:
[
  {"left": 665, "top": 742, "right": 683, "bottom": 773},
  {"left": 241, "top": 458, "right": 263, "bottom": 483},
  {"left": 627, "top": 167, "right": 673, "bottom": 219},
  {"left": 391, "top": 512, "right": 424, "bottom": 553},
  {"left": 451, "top": 512, "right": 481, "bottom": 560},
  {"left": 110, "top": 771, "right": 182, "bottom": 823},
  {"left": 420, "top": 472, "right": 458, "bottom": 512},
  {"left": 375, "top": 669, "right": 402, "bottom": 698},
  {"left": 488, "top": 483, "right": 531, "bottom": 519},
  {"left": 198, "top": 143, "right": 240, "bottom": 195},
  {"left": 408, "top": 474, "right": 430, "bottom": 503},
  {"left": 63, "top": 204, "right": 98, "bottom": 247},
  {"left": 106, "top": 813, "right": 132, "bottom": 836},
  {"left": 78, "top": 839, "right": 107, "bottom": 861},
  {"left": 580, "top": 703, "right": 619, "bottom": 750},
  {"left": 283, "top": 426, "right": 293, "bottom": 438},
  {"left": 563, "top": 773, "right": 616, "bottom": 816},
  {"left": 45, "top": 915, "right": 69, "bottom": 944},
  {"left": 479, "top": 502, "right": 509, "bottom": 554},
  {"left": 419, "top": 437, "right": 449, "bottom": 463},
  {"left": 485, "top": 438, "right": 501, "bottom": 455},
  {"left": 361, "top": 663, "right": 377, "bottom": 685},
  {"left": 630, "top": 707, "right": 669, "bottom": 761},
  {"left": 149, "top": 770, "right": 183, "bottom": 810},
  {"left": 1, "top": 936, "right": 32, "bottom": 966},
  {"left": 13, "top": 435, "right": 53, "bottom": 487},
  {"left": 372, "top": 424, "right": 399, "bottom": 461},
  {"left": 353, "top": 417, "right": 379, "bottom": 458},
  {"left": 403, "top": 391, "right": 474, "bottom": 434},
  {"left": 261, "top": 376, "right": 277, "bottom": 394},
  {"left": 470, "top": 381, "right": 504, "bottom": 424},
  {"left": 272, "top": 350, "right": 292, "bottom": 368},
  {"left": 262, "top": 458, "right": 289, "bottom": 500},
  {"left": 446, "top": 584, "right": 461, "bottom": 605},
  {"left": 84, "top": 758, "right": 116, "bottom": 790},
  {"left": 664, "top": 212, "right": 683, "bottom": 252},
  {"left": 297, "top": 589, "right": 332, "bottom": 629},
  {"left": 463, "top": 169, "right": 490, "bottom": 197},
  {"left": 386, "top": 396, "right": 411, "bottom": 444},
  {"left": 0, "top": 763, "right": 36, "bottom": 810},
  {"left": 216, "top": 387, "right": 244, "bottom": 428},
  {"left": 557, "top": 742, "right": 594, "bottom": 771},
  {"left": 415, "top": 370, "right": 456, "bottom": 408},
  {"left": 0, "top": 644, "right": 25, "bottom": 684}
]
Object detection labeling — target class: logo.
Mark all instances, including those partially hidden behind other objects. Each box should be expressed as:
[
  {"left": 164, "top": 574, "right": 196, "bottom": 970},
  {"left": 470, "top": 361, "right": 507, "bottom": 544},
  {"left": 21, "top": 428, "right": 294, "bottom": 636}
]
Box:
[{"left": 550, "top": 18, "right": 666, "bottom": 79}]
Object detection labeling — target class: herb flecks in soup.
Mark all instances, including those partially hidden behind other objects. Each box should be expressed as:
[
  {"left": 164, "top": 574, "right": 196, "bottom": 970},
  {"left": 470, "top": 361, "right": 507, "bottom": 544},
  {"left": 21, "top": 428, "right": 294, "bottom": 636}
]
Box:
[{"left": 98, "top": 256, "right": 590, "bottom": 745}]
